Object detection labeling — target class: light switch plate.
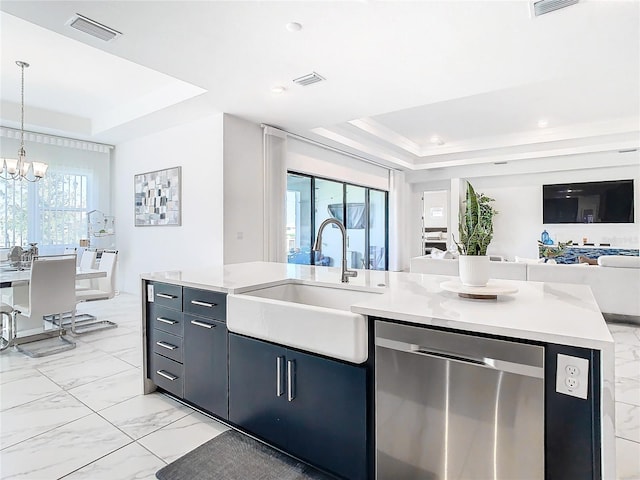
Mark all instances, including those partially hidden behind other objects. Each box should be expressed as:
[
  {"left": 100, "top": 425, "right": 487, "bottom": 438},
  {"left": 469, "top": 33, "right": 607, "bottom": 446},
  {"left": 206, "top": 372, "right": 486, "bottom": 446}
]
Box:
[{"left": 556, "top": 354, "right": 589, "bottom": 399}]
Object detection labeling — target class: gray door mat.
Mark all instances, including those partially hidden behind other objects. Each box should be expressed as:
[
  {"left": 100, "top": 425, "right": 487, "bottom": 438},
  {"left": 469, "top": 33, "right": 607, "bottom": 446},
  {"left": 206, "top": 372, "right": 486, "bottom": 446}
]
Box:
[{"left": 155, "top": 429, "right": 336, "bottom": 480}]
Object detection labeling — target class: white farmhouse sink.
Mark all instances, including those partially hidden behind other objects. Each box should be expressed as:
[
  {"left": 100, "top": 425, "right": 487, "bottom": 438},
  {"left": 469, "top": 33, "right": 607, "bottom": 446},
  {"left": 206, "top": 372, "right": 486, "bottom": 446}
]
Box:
[{"left": 227, "top": 282, "right": 382, "bottom": 364}]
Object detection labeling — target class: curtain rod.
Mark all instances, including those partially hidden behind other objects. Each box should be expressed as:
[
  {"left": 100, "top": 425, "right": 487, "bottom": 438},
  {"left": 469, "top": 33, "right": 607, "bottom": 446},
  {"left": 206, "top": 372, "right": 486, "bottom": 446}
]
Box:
[
  {"left": 0, "top": 126, "right": 114, "bottom": 152},
  {"left": 261, "top": 124, "right": 399, "bottom": 172}
]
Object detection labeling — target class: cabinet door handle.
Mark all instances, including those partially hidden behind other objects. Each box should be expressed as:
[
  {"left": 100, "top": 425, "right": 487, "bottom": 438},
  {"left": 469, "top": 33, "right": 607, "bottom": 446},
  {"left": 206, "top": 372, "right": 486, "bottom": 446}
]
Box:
[
  {"left": 157, "top": 317, "right": 178, "bottom": 325},
  {"left": 156, "top": 341, "right": 178, "bottom": 350},
  {"left": 156, "top": 370, "right": 178, "bottom": 381},
  {"left": 287, "top": 359, "right": 296, "bottom": 402},
  {"left": 276, "top": 356, "right": 285, "bottom": 397},
  {"left": 156, "top": 293, "right": 177, "bottom": 299},
  {"left": 191, "top": 300, "right": 216, "bottom": 308},
  {"left": 190, "top": 319, "right": 215, "bottom": 329}
]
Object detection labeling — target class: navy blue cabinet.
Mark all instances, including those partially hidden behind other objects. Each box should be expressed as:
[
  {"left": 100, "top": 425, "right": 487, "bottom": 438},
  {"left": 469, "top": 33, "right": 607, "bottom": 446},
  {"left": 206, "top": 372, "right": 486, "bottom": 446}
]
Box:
[
  {"left": 228, "top": 334, "right": 289, "bottom": 448},
  {"left": 184, "top": 314, "right": 228, "bottom": 420},
  {"left": 145, "top": 282, "right": 228, "bottom": 420},
  {"left": 229, "top": 333, "right": 368, "bottom": 480}
]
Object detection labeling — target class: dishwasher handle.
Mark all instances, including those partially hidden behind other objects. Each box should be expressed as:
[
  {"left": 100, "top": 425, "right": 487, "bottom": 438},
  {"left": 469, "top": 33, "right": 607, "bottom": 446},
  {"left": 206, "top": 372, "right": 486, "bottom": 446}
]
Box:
[
  {"left": 377, "top": 337, "right": 544, "bottom": 379},
  {"left": 413, "top": 346, "right": 487, "bottom": 366}
]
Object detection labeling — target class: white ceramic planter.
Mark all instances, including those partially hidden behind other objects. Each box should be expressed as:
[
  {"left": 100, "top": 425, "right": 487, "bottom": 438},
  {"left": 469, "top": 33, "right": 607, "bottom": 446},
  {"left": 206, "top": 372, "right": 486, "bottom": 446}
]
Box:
[{"left": 459, "top": 255, "right": 490, "bottom": 286}]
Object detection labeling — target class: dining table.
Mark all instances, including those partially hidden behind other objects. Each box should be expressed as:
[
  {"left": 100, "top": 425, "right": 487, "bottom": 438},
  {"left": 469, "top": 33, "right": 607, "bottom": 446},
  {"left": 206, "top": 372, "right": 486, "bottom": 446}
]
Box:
[{"left": 0, "top": 266, "right": 107, "bottom": 289}]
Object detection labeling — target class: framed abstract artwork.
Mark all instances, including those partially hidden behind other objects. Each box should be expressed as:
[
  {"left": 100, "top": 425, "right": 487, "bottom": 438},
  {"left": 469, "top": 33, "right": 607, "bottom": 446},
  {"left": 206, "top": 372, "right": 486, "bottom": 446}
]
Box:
[{"left": 134, "top": 166, "right": 182, "bottom": 226}]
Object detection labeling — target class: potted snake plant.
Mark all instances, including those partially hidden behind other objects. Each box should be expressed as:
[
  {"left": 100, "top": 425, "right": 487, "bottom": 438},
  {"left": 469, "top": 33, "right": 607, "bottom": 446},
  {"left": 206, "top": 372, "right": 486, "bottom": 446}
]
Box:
[{"left": 454, "top": 181, "right": 498, "bottom": 286}]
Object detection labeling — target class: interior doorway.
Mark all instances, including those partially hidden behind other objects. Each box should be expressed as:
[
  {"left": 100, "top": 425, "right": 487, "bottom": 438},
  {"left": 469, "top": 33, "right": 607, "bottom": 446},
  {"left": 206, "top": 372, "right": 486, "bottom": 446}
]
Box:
[{"left": 422, "top": 190, "right": 449, "bottom": 255}]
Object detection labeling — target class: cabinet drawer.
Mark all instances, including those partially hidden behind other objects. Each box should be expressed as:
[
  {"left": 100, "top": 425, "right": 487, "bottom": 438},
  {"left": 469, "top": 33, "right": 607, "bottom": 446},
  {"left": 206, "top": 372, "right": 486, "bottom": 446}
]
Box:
[
  {"left": 150, "top": 282, "right": 183, "bottom": 310},
  {"left": 149, "top": 304, "right": 183, "bottom": 337},
  {"left": 151, "top": 353, "right": 183, "bottom": 398},
  {"left": 183, "top": 288, "right": 226, "bottom": 321},
  {"left": 152, "top": 329, "right": 184, "bottom": 363}
]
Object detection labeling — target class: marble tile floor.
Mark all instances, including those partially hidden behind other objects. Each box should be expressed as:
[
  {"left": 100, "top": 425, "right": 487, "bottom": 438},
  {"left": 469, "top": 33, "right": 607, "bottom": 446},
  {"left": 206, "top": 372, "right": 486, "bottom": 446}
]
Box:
[
  {"left": 0, "top": 293, "right": 639, "bottom": 479},
  {"left": 0, "top": 293, "right": 230, "bottom": 480}
]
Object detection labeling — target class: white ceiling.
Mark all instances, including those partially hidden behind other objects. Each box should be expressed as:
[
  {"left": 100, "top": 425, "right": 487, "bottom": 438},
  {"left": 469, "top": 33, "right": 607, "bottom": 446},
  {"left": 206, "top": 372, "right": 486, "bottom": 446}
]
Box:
[{"left": 1, "top": 0, "right": 638, "bottom": 171}]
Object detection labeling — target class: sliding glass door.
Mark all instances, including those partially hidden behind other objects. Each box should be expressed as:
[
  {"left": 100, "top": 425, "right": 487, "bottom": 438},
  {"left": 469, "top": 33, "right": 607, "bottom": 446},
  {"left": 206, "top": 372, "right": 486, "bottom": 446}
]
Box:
[
  {"left": 286, "top": 172, "right": 388, "bottom": 270},
  {"left": 314, "top": 179, "right": 344, "bottom": 266},
  {"left": 286, "top": 174, "right": 312, "bottom": 264},
  {"left": 369, "top": 189, "right": 387, "bottom": 270},
  {"left": 345, "top": 185, "right": 366, "bottom": 269}
]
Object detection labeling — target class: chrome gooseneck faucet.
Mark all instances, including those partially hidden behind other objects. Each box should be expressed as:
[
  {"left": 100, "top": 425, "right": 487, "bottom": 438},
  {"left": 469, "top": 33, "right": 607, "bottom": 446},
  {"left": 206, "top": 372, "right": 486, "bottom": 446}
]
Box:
[{"left": 313, "top": 218, "right": 358, "bottom": 283}]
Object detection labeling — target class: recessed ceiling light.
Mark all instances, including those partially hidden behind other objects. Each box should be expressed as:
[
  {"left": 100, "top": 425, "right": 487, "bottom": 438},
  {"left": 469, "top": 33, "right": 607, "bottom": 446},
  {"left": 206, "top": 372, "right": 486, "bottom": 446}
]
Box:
[
  {"left": 430, "top": 135, "right": 444, "bottom": 145},
  {"left": 271, "top": 86, "right": 286, "bottom": 94},
  {"left": 537, "top": 119, "right": 549, "bottom": 128},
  {"left": 286, "top": 22, "right": 302, "bottom": 32}
]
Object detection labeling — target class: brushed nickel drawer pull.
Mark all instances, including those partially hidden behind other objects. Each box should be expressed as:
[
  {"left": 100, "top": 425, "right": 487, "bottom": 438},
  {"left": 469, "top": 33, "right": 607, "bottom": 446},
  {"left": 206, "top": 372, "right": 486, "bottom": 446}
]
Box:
[
  {"left": 287, "top": 359, "right": 296, "bottom": 402},
  {"left": 276, "top": 356, "right": 285, "bottom": 397},
  {"left": 190, "top": 320, "right": 215, "bottom": 329},
  {"left": 191, "top": 300, "right": 216, "bottom": 308},
  {"left": 156, "top": 293, "right": 177, "bottom": 299},
  {"left": 157, "top": 317, "right": 178, "bottom": 325},
  {"left": 156, "top": 341, "right": 178, "bottom": 350},
  {"left": 156, "top": 370, "right": 178, "bottom": 381}
]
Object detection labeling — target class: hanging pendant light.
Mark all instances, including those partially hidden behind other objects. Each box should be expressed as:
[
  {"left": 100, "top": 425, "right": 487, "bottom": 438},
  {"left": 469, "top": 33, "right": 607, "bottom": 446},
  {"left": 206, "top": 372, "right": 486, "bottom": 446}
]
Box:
[{"left": 1, "top": 61, "right": 48, "bottom": 182}]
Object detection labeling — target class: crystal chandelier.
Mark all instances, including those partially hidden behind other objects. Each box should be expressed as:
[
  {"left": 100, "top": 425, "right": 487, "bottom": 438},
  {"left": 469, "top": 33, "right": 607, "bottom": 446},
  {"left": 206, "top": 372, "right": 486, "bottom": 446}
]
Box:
[{"left": 1, "top": 61, "right": 48, "bottom": 182}]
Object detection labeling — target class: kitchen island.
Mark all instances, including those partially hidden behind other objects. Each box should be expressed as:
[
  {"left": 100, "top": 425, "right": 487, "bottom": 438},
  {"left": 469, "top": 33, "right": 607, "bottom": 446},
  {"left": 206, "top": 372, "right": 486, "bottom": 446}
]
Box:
[{"left": 141, "top": 261, "right": 615, "bottom": 480}]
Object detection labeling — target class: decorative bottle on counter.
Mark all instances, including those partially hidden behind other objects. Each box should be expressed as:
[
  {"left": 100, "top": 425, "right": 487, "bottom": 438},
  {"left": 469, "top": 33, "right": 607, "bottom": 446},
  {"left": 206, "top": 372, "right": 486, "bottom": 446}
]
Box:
[{"left": 540, "top": 230, "right": 552, "bottom": 245}]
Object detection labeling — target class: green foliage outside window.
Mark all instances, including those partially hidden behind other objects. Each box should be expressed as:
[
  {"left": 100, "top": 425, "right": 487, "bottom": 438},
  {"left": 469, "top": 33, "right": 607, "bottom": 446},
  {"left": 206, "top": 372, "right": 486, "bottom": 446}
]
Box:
[{"left": 1, "top": 170, "right": 88, "bottom": 248}]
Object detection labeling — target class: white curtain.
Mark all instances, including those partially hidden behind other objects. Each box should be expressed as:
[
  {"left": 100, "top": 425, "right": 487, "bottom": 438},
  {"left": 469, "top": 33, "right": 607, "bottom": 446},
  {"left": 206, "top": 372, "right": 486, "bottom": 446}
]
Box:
[
  {"left": 263, "top": 126, "right": 287, "bottom": 262},
  {"left": 388, "top": 170, "right": 410, "bottom": 271}
]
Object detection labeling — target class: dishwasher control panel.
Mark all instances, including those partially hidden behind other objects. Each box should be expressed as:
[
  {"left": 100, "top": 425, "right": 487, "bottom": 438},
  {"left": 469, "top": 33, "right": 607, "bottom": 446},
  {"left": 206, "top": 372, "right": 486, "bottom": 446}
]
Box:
[{"left": 555, "top": 354, "right": 589, "bottom": 399}]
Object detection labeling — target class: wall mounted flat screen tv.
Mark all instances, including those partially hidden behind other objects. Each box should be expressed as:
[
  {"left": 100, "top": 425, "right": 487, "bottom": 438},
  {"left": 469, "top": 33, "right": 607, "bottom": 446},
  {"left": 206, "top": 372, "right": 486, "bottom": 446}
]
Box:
[{"left": 543, "top": 180, "right": 634, "bottom": 224}]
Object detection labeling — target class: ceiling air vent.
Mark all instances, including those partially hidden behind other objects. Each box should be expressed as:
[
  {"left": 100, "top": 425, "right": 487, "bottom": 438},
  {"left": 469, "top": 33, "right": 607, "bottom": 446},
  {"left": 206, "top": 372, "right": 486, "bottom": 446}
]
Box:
[
  {"left": 532, "top": 0, "right": 579, "bottom": 16},
  {"left": 292, "top": 72, "right": 326, "bottom": 86},
  {"left": 68, "top": 14, "right": 121, "bottom": 42}
]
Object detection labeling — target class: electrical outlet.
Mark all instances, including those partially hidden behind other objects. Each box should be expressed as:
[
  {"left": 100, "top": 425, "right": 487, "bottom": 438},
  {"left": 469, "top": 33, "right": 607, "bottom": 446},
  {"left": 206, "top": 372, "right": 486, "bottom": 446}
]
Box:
[
  {"left": 565, "top": 377, "right": 579, "bottom": 389},
  {"left": 565, "top": 365, "right": 580, "bottom": 377},
  {"left": 556, "top": 354, "right": 589, "bottom": 399}
]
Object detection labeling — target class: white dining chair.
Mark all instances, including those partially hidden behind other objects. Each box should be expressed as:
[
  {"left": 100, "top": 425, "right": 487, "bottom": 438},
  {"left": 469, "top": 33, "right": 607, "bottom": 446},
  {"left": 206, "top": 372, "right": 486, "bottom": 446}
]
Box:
[
  {"left": 11, "top": 254, "right": 77, "bottom": 357},
  {"left": 64, "top": 246, "right": 82, "bottom": 267},
  {"left": 1, "top": 303, "right": 13, "bottom": 351},
  {"left": 75, "top": 249, "right": 98, "bottom": 291},
  {"left": 72, "top": 250, "right": 118, "bottom": 334}
]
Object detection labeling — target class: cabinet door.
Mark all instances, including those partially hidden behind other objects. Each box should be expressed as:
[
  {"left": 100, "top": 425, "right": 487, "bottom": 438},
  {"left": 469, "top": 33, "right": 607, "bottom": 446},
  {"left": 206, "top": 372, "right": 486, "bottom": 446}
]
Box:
[
  {"left": 286, "top": 349, "right": 368, "bottom": 480},
  {"left": 183, "top": 315, "right": 228, "bottom": 419},
  {"left": 228, "top": 334, "right": 288, "bottom": 449}
]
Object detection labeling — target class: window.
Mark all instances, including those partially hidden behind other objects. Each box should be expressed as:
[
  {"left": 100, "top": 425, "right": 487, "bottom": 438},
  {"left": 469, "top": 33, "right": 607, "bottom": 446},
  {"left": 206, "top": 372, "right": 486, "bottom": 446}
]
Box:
[
  {"left": 1, "top": 169, "right": 90, "bottom": 249},
  {"left": 1, "top": 178, "right": 28, "bottom": 247},
  {"left": 286, "top": 172, "right": 388, "bottom": 270}
]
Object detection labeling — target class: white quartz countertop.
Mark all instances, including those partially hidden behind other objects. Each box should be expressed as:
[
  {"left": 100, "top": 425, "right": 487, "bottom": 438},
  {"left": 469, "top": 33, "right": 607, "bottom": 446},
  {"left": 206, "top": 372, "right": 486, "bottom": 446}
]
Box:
[{"left": 141, "top": 261, "right": 614, "bottom": 350}]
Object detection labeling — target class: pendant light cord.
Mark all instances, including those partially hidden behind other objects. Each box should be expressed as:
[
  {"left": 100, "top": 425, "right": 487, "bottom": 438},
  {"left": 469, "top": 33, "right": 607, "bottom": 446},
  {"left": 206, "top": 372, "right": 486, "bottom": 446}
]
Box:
[{"left": 17, "top": 61, "right": 27, "bottom": 158}]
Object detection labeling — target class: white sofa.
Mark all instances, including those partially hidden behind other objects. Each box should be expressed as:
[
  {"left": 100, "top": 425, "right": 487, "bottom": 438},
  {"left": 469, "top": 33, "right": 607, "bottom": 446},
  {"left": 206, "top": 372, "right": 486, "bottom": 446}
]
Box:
[
  {"left": 410, "top": 256, "right": 528, "bottom": 280},
  {"left": 410, "top": 255, "right": 640, "bottom": 319}
]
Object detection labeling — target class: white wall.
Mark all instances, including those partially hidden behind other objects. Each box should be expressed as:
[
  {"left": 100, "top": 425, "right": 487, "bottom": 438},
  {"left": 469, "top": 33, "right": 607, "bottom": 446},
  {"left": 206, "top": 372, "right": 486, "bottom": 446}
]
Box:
[
  {"left": 223, "top": 114, "right": 264, "bottom": 264},
  {"left": 410, "top": 154, "right": 640, "bottom": 260},
  {"left": 474, "top": 167, "right": 640, "bottom": 259},
  {"left": 112, "top": 114, "right": 224, "bottom": 293}
]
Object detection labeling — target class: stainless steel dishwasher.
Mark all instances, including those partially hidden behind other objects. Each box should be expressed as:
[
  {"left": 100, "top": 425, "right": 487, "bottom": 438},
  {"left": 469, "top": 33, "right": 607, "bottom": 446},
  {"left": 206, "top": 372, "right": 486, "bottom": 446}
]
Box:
[{"left": 376, "top": 321, "right": 545, "bottom": 480}]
